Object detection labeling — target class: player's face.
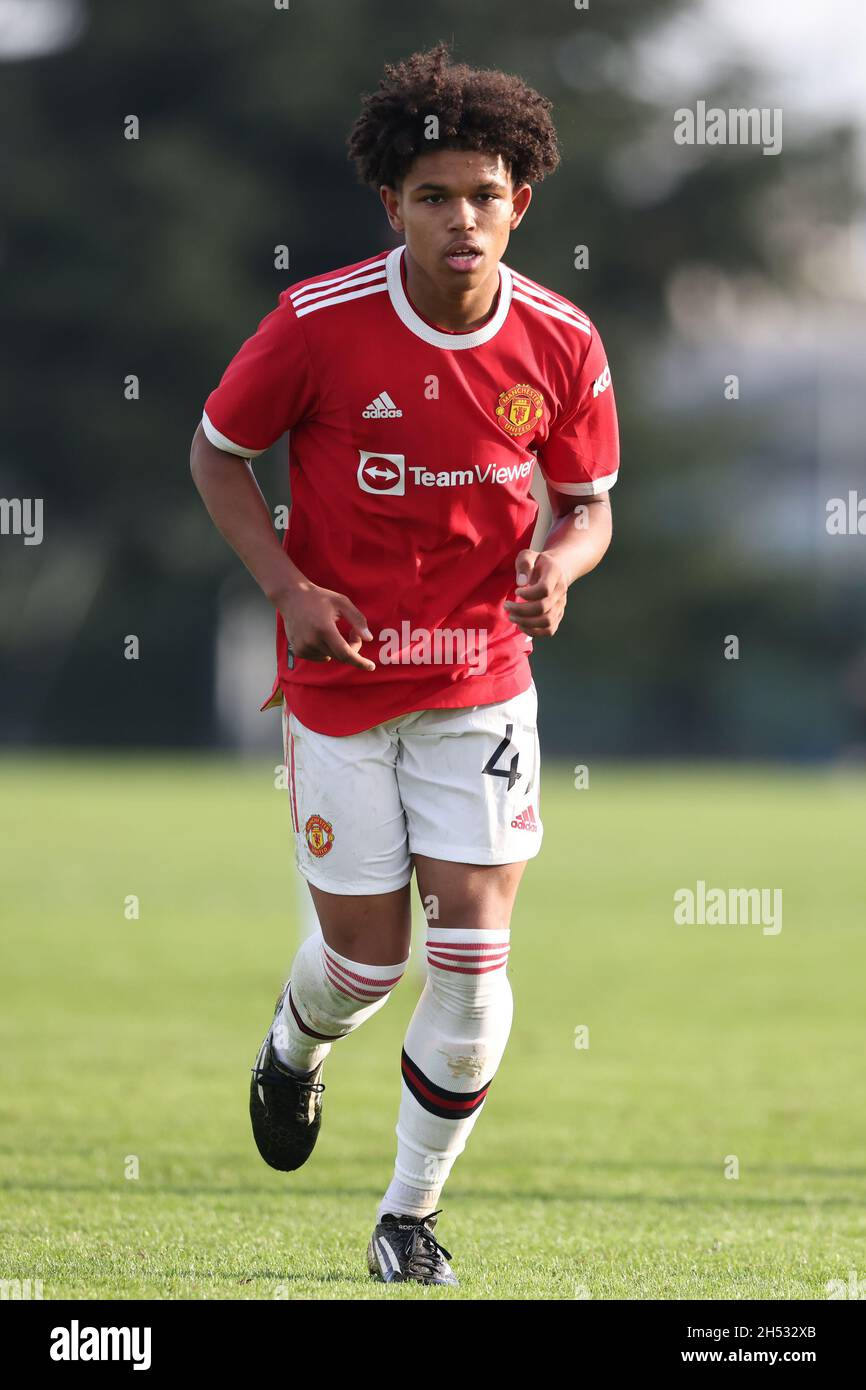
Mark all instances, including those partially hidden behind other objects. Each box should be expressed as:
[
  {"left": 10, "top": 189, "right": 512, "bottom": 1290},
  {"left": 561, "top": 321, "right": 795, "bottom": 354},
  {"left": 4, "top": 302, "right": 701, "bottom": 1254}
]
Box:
[{"left": 381, "top": 148, "right": 531, "bottom": 287}]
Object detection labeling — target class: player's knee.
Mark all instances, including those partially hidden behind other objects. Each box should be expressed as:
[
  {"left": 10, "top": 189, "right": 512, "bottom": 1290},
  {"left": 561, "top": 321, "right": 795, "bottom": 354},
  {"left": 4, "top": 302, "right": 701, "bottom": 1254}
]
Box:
[
  {"left": 318, "top": 940, "right": 409, "bottom": 1019},
  {"left": 424, "top": 926, "right": 512, "bottom": 1019}
]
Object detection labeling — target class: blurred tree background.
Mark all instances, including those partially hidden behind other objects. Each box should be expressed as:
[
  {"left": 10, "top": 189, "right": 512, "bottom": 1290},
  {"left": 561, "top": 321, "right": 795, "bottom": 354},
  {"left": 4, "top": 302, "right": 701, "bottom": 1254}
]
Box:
[{"left": 1, "top": 0, "right": 863, "bottom": 755}]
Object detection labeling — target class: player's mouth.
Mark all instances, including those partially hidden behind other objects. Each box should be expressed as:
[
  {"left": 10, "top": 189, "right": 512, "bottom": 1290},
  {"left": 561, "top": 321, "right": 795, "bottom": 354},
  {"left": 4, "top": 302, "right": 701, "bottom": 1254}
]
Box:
[{"left": 444, "top": 241, "right": 483, "bottom": 273}]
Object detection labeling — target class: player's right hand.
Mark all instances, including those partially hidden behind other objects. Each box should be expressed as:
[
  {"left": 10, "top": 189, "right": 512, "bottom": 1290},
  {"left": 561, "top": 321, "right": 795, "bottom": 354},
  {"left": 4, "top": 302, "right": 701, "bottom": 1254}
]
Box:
[{"left": 276, "top": 584, "right": 376, "bottom": 671}]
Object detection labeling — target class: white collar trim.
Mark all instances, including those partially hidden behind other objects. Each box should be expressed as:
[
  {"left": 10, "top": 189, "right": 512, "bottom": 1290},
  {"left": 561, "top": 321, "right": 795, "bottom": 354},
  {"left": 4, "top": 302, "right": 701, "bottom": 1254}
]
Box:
[{"left": 386, "top": 244, "right": 512, "bottom": 350}]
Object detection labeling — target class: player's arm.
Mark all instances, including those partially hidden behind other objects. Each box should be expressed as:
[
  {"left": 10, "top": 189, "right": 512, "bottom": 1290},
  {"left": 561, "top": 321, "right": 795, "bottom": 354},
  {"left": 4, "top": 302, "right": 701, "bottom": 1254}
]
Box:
[
  {"left": 542, "top": 484, "right": 613, "bottom": 586},
  {"left": 504, "top": 487, "right": 612, "bottom": 638},
  {"left": 191, "top": 293, "right": 375, "bottom": 670},
  {"left": 190, "top": 421, "right": 304, "bottom": 605},
  {"left": 189, "top": 424, "right": 375, "bottom": 670},
  {"left": 506, "top": 320, "right": 620, "bottom": 639}
]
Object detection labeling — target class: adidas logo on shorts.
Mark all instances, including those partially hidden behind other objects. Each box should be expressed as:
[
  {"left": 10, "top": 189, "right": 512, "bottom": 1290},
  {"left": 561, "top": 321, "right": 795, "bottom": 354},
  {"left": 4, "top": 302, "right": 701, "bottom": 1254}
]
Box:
[
  {"left": 510, "top": 805, "right": 538, "bottom": 831},
  {"left": 362, "top": 390, "right": 402, "bottom": 418}
]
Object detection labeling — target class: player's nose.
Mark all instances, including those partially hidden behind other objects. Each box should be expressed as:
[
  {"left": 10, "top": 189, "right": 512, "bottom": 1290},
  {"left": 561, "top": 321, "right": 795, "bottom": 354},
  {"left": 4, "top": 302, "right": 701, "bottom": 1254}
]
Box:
[{"left": 447, "top": 199, "right": 478, "bottom": 228}]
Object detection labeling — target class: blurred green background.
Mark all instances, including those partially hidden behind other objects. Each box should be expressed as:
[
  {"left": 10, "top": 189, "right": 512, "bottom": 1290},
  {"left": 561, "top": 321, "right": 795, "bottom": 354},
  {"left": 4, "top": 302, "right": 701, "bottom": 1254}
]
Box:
[{"left": 2, "top": 0, "right": 864, "bottom": 757}]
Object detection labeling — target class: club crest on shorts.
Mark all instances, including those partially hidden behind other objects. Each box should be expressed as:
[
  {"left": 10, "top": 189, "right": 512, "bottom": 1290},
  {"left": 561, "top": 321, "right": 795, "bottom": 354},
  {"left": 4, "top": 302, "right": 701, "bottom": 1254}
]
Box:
[
  {"left": 304, "top": 813, "right": 335, "bottom": 857},
  {"left": 495, "top": 383, "right": 544, "bottom": 437}
]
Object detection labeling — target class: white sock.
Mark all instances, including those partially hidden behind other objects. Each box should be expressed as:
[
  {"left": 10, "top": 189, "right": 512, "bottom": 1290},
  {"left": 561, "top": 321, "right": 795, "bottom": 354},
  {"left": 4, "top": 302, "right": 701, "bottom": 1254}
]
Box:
[
  {"left": 272, "top": 933, "right": 408, "bottom": 1075},
  {"left": 377, "top": 925, "right": 512, "bottom": 1221}
]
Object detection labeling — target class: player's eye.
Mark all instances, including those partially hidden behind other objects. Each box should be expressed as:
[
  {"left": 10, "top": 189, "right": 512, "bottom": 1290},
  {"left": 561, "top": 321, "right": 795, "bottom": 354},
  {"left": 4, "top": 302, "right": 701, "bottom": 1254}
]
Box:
[{"left": 419, "top": 194, "right": 497, "bottom": 204}]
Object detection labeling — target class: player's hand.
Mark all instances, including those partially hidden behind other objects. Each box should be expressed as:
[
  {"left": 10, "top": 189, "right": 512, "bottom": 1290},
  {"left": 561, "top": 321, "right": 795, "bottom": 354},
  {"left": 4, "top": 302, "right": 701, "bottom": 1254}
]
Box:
[
  {"left": 276, "top": 584, "right": 376, "bottom": 670},
  {"left": 503, "top": 549, "right": 568, "bottom": 638}
]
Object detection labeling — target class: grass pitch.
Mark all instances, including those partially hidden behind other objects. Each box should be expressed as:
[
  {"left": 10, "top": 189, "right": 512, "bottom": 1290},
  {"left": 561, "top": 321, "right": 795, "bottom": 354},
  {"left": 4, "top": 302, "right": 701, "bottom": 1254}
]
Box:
[{"left": 1, "top": 754, "right": 864, "bottom": 1299}]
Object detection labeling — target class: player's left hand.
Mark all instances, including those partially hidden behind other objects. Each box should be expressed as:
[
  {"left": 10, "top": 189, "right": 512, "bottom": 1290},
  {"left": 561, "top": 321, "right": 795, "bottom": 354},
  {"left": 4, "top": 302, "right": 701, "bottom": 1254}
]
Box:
[{"left": 503, "top": 548, "right": 568, "bottom": 638}]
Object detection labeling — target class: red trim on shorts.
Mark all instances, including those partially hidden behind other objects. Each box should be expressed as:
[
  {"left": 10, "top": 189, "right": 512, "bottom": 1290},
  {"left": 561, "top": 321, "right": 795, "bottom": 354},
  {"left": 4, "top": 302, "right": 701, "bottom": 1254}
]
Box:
[
  {"left": 289, "top": 723, "right": 300, "bottom": 832},
  {"left": 282, "top": 710, "right": 293, "bottom": 830}
]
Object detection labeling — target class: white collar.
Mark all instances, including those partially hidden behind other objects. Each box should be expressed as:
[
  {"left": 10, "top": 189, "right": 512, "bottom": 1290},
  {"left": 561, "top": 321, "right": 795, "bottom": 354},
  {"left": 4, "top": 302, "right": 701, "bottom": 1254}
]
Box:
[{"left": 385, "top": 244, "right": 512, "bottom": 350}]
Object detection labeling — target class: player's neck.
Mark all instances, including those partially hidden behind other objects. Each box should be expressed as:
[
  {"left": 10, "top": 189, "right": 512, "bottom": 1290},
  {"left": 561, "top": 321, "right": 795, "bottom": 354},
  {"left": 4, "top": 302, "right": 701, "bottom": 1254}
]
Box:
[{"left": 401, "top": 247, "right": 500, "bottom": 332}]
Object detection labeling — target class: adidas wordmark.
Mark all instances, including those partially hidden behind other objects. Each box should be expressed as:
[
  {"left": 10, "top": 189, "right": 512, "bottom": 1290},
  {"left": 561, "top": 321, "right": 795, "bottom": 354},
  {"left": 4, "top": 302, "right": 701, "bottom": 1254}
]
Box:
[{"left": 363, "top": 390, "right": 402, "bottom": 419}]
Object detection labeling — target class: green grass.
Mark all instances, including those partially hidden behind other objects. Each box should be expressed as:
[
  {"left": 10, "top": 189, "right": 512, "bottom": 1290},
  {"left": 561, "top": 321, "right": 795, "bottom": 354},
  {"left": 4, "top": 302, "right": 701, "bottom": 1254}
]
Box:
[{"left": 1, "top": 755, "right": 865, "bottom": 1299}]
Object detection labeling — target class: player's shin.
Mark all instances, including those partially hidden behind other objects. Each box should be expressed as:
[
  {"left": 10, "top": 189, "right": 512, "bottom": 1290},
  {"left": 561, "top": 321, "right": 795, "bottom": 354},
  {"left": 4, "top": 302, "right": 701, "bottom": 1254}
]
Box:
[
  {"left": 272, "top": 933, "right": 409, "bottom": 1075},
  {"left": 377, "top": 925, "right": 512, "bottom": 1220}
]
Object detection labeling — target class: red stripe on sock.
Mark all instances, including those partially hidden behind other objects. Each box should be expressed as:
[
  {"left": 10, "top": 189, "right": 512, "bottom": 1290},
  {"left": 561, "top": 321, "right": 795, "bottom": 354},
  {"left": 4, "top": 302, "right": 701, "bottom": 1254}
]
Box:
[
  {"left": 428, "top": 945, "right": 511, "bottom": 956},
  {"left": 402, "top": 1055, "right": 491, "bottom": 1113},
  {"left": 322, "top": 946, "right": 404, "bottom": 990},
  {"left": 427, "top": 948, "right": 509, "bottom": 963},
  {"left": 426, "top": 958, "right": 509, "bottom": 975},
  {"left": 322, "top": 956, "right": 377, "bottom": 1003}
]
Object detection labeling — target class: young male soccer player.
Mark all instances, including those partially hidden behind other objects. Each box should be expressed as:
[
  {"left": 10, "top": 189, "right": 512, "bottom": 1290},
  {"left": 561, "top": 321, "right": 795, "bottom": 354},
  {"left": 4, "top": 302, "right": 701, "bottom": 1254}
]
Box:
[{"left": 190, "top": 42, "right": 619, "bottom": 1286}]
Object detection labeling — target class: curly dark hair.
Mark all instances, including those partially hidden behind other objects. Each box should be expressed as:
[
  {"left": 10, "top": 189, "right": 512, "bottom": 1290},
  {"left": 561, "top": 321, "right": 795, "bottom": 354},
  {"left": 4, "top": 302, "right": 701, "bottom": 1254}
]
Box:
[{"left": 347, "top": 41, "right": 561, "bottom": 191}]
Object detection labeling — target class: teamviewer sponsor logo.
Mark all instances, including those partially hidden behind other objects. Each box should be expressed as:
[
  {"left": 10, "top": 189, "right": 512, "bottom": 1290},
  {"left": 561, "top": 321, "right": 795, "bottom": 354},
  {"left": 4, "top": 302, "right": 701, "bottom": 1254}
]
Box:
[
  {"left": 358, "top": 451, "right": 405, "bottom": 495},
  {"left": 409, "top": 460, "right": 533, "bottom": 487},
  {"left": 357, "top": 452, "right": 534, "bottom": 496}
]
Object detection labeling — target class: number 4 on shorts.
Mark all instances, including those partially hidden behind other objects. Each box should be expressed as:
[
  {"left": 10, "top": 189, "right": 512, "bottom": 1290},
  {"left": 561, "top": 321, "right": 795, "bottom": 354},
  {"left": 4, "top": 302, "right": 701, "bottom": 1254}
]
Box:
[{"left": 482, "top": 723, "right": 521, "bottom": 790}]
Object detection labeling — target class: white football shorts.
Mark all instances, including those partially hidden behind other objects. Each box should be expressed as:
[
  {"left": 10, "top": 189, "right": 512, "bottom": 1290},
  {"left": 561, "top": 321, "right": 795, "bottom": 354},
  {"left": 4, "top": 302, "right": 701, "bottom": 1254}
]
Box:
[{"left": 280, "top": 679, "right": 543, "bottom": 895}]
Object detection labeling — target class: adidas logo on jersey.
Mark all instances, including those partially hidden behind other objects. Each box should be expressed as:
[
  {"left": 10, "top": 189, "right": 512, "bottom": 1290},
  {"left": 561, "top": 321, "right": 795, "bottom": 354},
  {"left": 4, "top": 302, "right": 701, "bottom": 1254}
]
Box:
[
  {"left": 510, "top": 805, "right": 539, "bottom": 831},
  {"left": 363, "top": 390, "right": 402, "bottom": 418}
]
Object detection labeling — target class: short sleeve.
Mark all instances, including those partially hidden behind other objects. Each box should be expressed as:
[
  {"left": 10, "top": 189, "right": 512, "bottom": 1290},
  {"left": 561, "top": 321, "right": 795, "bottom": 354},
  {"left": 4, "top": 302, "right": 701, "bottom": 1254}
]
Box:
[
  {"left": 201, "top": 294, "right": 317, "bottom": 458},
  {"left": 537, "top": 323, "right": 620, "bottom": 496}
]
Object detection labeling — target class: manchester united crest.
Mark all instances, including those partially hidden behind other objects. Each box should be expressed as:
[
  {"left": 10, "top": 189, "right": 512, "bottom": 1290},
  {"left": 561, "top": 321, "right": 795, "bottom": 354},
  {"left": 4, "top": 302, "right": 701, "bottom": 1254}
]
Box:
[
  {"left": 305, "top": 813, "right": 335, "bottom": 858},
  {"left": 495, "top": 383, "right": 544, "bottom": 437}
]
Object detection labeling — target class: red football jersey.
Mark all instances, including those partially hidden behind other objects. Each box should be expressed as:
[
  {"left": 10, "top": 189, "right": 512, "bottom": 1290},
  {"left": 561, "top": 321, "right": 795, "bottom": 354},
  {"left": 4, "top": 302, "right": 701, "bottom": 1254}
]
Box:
[{"left": 202, "top": 245, "right": 619, "bottom": 735}]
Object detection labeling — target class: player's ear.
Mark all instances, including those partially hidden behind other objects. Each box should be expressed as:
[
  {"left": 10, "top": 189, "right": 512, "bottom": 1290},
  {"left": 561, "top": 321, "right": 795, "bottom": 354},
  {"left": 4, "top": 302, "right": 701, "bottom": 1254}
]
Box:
[
  {"left": 509, "top": 182, "right": 532, "bottom": 228},
  {"left": 380, "top": 184, "right": 404, "bottom": 232}
]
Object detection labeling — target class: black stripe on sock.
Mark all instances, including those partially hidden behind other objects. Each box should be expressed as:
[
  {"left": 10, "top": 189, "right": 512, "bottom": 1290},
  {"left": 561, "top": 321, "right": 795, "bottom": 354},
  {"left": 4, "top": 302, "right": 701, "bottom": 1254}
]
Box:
[{"left": 400, "top": 1048, "right": 492, "bottom": 1121}]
